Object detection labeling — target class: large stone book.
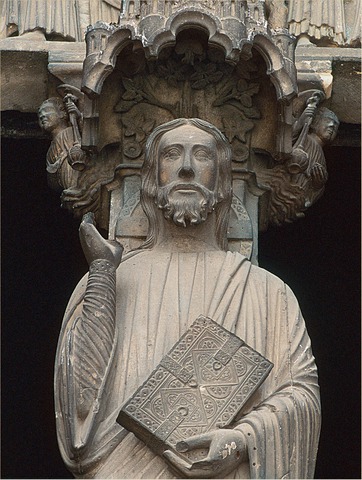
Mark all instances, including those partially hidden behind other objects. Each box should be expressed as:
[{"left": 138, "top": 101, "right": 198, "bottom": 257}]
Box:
[{"left": 117, "top": 315, "right": 273, "bottom": 459}]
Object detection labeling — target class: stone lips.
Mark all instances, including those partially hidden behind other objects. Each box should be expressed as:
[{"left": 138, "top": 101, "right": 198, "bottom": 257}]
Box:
[{"left": 117, "top": 315, "right": 273, "bottom": 459}]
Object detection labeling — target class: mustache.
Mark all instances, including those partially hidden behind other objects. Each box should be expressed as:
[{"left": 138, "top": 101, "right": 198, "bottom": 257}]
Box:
[
  {"left": 155, "top": 182, "right": 217, "bottom": 227},
  {"left": 156, "top": 182, "right": 214, "bottom": 199}
]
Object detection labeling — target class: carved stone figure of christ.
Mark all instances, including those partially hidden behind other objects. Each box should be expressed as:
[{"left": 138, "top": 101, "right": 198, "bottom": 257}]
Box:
[{"left": 55, "top": 118, "right": 321, "bottom": 479}]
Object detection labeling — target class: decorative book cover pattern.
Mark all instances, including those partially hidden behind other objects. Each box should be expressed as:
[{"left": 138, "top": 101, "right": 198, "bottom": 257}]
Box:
[{"left": 117, "top": 315, "right": 273, "bottom": 457}]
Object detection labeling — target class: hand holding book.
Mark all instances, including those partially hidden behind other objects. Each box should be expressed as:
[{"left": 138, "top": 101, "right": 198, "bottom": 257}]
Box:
[
  {"left": 117, "top": 315, "right": 272, "bottom": 471},
  {"left": 163, "top": 428, "right": 247, "bottom": 478}
]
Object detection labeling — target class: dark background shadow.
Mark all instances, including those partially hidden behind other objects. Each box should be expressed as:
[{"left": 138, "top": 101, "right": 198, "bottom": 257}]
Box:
[{"left": 1, "top": 138, "right": 360, "bottom": 478}]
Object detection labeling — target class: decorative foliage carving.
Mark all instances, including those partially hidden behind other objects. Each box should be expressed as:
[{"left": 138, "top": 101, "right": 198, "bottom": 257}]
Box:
[
  {"left": 114, "top": 44, "right": 261, "bottom": 168},
  {"left": 60, "top": 153, "right": 117, "bottom": 218},
  {"left": 116, "top": 77, "right": 178, "bottom": 116},
  {"left": 40, "top": 1, "right": 338, "bottom": 236}
]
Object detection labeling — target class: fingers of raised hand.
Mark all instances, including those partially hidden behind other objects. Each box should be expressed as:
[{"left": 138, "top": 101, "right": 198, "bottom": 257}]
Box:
[
  {"left": 81, "top": 212, "right": 95, "bottom": 225},
  {"left": 66, "top": 103, "right": 77, "bottom": 113},
  {"left": 79, "top": 213, "right": 98, "bottom": 242},
  {"left": 79, "top": 214, "right": 123, "bottom": 267},
  {"left": 305, "top": 105, "right": 316, "bottom": 117}
]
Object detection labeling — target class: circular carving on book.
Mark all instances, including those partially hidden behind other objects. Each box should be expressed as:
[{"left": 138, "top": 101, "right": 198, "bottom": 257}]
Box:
[
  {"left": 178, "top": 406, "right": 189, "bottom": 416},
  {"left": 213, "top": 361, "right": 222, "bottom": 371}
]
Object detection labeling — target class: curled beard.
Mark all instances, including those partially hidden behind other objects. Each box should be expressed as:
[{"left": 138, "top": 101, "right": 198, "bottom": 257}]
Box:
[{"left": 155, "top": 183, "right": 218, "bottom": 227}]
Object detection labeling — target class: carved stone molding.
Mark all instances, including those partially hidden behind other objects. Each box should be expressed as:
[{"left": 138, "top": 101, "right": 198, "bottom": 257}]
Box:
[
  {"left": 81, "top": 10, "right": 297, "bottom": 102},
  {"left": 1, "top": 1, "right": 348, "bottom": 263},
  {"left": 29, "top": 1, "right": 344, "bottom": 263}
]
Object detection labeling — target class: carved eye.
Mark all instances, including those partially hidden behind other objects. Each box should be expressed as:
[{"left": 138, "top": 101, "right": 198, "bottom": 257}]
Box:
[
  {"left": 162, "top": 147, "right": 181, "bottom": 161},
  {"left": 194, "top": 148, "right": 212, "bottom": 161}
]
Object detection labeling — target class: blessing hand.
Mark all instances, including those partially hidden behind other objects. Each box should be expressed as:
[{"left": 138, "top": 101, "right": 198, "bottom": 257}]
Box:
[
  {"left": 163, "top": 429, "right": 247, "bottom": 478},
  {"left": 79, "top": 212, "right": 123, "bottom": 268}
]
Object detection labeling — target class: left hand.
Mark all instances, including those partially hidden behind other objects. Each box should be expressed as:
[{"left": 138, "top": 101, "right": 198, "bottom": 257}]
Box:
[
  {"left": 163, "top": 429, "right": 247, "bottom": 478},
  {"left": 311, "top": 163, "right": 327, "bottom": 187}
]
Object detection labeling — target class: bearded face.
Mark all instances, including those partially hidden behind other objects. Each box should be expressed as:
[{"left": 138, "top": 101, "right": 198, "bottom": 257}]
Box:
[
  {"left": 141, "top": 120, "right": 233, "bottom": 250},
  {"left": 155, "top": 182, "right": 218, "bottom": 227},
  {"left": 154, "top": 125, "right": 220, "bottom": 227}
]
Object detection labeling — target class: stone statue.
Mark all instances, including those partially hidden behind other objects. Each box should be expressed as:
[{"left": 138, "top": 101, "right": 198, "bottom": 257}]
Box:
[
  {"left": 85, "top": 0, "right": 120, "bottom": 25},
  {"left": 255, "top": 92, "right": 339, "bottom": 226},
  {"left": 288, "top": 96, "right": 340, "bottom": 207},
  {"left": 38, "top": 90, "right": 86, "bottom": 192},
  {"left": 54, "top": 118, "right": 321, "bottom": 478},
  {"left": 0, "top": 0, "right": 80, "bottom": 40},
  {"left": 265, "top": 0, "right": 288, "bottom": 30},
  {"left": 0, "top": 0, "right": 120, "bottom": 40},
  {"left": 288, "top": 0, "right": 346, "bottom": 45},
  {"left": 349, "top": 0, "right": 361, "bottom": 46}
]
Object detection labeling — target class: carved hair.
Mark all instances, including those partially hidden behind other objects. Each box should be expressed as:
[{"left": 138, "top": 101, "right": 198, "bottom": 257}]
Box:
[
  {"left": 140, "top": 118, "right": 233, "bottom": 251},
  {"left": 38, "top": 97, "right": 68, "bottom": 119}
]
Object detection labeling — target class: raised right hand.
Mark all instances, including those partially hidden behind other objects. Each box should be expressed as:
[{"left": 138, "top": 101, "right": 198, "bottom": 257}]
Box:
[
  {"left": 64, "top": 93, "right": 81, "bottom": 119},
  {"left": 79, "top": 212, "right": 123, "bottom": 267}
]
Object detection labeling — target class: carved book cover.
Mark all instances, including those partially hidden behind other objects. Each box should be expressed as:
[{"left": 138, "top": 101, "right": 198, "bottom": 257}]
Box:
[{"left": 117, "top": 315, "right": 273, "bottom": 458}]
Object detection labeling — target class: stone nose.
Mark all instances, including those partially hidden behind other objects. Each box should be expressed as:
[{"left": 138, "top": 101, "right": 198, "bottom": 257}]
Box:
[
  {"left": 178, "top": 152, "right": 195, "bottom": 180},
  {"left": 178, "top": 165, "right": 195, "bottom": 180}
]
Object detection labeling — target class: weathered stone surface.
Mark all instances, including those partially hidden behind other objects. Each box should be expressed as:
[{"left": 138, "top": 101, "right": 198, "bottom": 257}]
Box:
[
  {"left": 118, "top": 315, "right": 273, "bottom": 462},
  {"left": 0, "top": 0, "right": 119, "bottom": 41},
  {"left": 55, "top": 119, "right": 321, "bottom": 479},
  {"left": 295, "top": 46, "right": 361, "bottom": 123},
  {"left": 1, "top": 49, "right": 49, "bottom": 112},
  {"left": 0, "top": 40, "right": 85, "bottom": 110},
  {"left": 327, "top": 61, "right": 362, "bottom": 124},
  {"left": 0, "top": 2, "right": 360, "bottom": 480},
  {"left": 26, "top": 3, "right": 346, "bottom": 257},
  {"left": 38, "top": 87, "right": 87, "bottom": 192},
  {"left": 341, "top": 0, "right": 361, "bottom": 46},
  {"left": 288, "top": 0, "right": 346, "bottom": 46}
]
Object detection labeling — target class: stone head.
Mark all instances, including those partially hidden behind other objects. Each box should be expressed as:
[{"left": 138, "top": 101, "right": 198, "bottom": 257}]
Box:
[
  {"left": 38, "top": 97, "right": 68, "bottom": 134},
  {"left": 140, "top": 118, "right": 233, "bottom": 250},
  {"left": 311, "top": 107, "right": 339, "bottom": 144}
]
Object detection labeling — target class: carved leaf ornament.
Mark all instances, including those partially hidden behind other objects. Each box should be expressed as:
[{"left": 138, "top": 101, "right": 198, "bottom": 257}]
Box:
[{"left": 115, "top": 53, "right": 261, "bottom": 166}]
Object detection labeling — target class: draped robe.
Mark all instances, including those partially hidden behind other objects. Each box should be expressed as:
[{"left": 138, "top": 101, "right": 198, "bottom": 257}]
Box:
[
  {"left": 292, "top": 133, "right": 327, "bottom": 208},
  {"left": 55, "top": 250, "right": 321, "bottom": 479},
  {"left": 288, "top": 0, "right": 346, "bottom": 44},
  {"left": 0, "top": 0, "right": 80, "bottom": 39},
  {"left": 46, "top": 127, "right": 80, "bottom": 191}
]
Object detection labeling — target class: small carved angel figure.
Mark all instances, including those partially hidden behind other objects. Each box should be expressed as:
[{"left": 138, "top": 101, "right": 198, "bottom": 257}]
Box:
[
  {"left": 38, "top": 90, "right": 86, "bottom": 192},
  {"left": 288, "top": 94, "right": 339, "bottom": 207}
]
